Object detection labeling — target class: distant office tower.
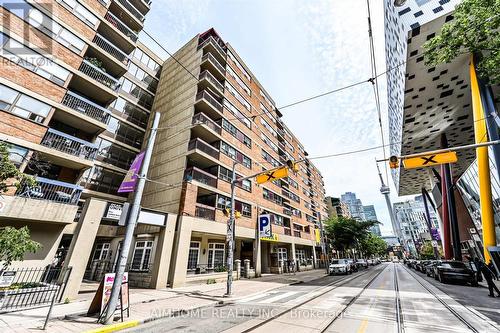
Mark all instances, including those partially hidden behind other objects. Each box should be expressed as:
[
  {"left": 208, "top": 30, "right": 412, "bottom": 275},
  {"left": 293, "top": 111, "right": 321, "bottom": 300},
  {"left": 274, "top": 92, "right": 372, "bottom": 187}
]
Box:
[
  {"left": 363, "top": 205, "right": 381, "bottom": 236},
  {"left": 340, "top": 192, "right": 365, "bottom": 221}
]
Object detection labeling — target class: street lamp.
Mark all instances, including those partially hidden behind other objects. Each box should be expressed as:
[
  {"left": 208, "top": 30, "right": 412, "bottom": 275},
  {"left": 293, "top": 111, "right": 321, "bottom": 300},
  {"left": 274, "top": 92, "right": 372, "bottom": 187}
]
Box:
[{"left": 394, "top": 0, "right": 407, "bottom": 6}]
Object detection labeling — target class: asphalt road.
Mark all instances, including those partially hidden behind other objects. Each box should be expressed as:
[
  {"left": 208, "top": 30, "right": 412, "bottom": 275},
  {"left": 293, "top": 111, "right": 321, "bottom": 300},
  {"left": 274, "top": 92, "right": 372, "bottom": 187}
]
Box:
[{"left": 124, "top": 263, "right": 500, "bottom": 333}]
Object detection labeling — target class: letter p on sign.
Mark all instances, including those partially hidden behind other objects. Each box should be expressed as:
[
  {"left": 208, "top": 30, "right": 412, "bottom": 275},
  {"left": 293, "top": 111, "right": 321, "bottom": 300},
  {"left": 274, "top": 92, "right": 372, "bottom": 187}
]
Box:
[{"left": 259, "top": 214, "right": 271, "bottom": 238}]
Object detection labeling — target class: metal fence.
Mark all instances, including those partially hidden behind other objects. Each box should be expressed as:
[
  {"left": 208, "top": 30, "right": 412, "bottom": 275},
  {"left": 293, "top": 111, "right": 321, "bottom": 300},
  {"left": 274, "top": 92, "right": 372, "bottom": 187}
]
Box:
[{"left": 0, "top": 267, "right": 72, "bottom": 312}]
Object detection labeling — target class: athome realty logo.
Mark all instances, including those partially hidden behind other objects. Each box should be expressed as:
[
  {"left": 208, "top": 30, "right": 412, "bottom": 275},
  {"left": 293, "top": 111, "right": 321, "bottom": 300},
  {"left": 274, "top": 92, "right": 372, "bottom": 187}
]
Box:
[{"left": 1, "top": 1, "right": 54, "bottom": 61}]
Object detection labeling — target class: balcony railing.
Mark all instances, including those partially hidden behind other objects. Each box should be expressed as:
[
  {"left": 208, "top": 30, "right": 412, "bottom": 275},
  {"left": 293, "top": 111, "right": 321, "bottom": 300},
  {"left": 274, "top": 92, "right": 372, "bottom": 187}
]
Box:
[
  {"left": 196, "top": 90, "right": 223, "bottom": 112},
  {"left": 61, "top": 91, "right": 111, "bottom": 124},
  {"left": 184, "top": 167, "right": 217, "bottom": 187},
  {"left": 192, "top": 112, "right": 221, "bottom": 134},
  {"left": 199, "top": 70, "right": 224, "bottom": 92},
  {"left": 283, "top": 207, "right": 292, "bottom": 216},
  {"left": 293, "top": 230, "right": 301, "bottom": 238},
  {"left": 201, "top": 53, "right": 226, "bottom": 75},
  {"left": 41, "top": 128, "right": 98, "bottom": 160},
  {"left": 188, "top": 138, "right": 219, "bottom": 159},
  {"left": 16, "top": 177, "right": 83, "bottom": 205},
  {"left": 198, "top": 36, "right": 226, "bottom": 59},
  {"left": 93, "top": 34, "right": 130, "bottom": 65},
  {"left": 116, "top": 0, "right": 145, "bottom": 22},
  {"left": 195, "top": 204, "right": 216, "bottom": 220},
  {"left": 104, "top": 12, "right": 139, "bottom": 42},
  {"left": 284, "top": 228, "right": 291, "bottom": 236},
  {"left": 79, "top": 60, "right": 120, "bottom": 90}
]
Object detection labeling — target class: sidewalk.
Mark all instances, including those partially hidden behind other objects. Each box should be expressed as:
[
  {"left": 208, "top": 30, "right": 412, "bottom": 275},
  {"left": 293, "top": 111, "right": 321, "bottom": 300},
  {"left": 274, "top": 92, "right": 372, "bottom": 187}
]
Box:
[{"left": 0, "top": 269, "right": 327, "bottom": 333}]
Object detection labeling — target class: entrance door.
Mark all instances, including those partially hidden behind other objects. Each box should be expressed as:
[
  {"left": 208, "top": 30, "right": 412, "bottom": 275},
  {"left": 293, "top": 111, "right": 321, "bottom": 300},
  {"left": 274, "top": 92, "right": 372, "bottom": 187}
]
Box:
[{"left": 277, "top": 248, "right": 287, "bottom": 268}]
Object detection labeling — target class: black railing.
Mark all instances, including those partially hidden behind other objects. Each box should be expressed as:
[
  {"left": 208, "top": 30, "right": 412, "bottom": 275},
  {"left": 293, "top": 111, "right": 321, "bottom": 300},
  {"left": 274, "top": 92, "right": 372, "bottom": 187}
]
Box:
[{"left": 0, "top": 266, "right": 71, "bottom": 312}]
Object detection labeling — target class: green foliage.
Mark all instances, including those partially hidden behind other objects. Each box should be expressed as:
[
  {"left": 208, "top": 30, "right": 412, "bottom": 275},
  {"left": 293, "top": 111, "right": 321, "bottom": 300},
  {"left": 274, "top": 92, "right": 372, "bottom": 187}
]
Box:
[
  {"left": 359, "top": 233, "right": 388, "bottom": 258},
  {"left": 324, "top": 216, "right": 379, "bottom": 254},
  {"left": 0, "top": 226, "right": 41, "bottom": 270},
  {"left": 423, "top": 0, "right": 500, "bottom": 83},
  {"left": 419, "top": 241, "right": 443, "bottom": 260},
  {"left": 0, "top": 142, "right": 35, "bottom": 193}
]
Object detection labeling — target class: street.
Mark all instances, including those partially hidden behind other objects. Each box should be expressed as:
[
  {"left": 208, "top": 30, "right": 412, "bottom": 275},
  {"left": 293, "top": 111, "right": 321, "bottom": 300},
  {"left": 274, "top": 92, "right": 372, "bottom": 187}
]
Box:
[{"left": 124, "top": 263, "right": 500, "bottom": 333}]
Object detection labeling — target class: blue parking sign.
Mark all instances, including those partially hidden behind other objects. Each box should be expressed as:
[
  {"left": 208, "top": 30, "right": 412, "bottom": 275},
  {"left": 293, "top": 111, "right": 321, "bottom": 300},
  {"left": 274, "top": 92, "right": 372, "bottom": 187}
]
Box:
[{"left": 259, "top": 214, "right": 271, "bottom": 238}]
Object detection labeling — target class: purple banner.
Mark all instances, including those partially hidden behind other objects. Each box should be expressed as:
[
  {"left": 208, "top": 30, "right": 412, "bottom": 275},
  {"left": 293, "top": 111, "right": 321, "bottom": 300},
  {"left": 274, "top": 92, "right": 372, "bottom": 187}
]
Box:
[
  {"left": 430, "top": 227, "right": 441, "bottom": 241},
  {"left": 118, "top": 152, "right": 145, "bottom": 193}
]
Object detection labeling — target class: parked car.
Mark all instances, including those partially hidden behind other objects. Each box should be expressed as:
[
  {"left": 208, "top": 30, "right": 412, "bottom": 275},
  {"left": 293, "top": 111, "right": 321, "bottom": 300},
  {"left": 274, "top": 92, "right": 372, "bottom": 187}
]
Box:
[
  {"left": 425, "top": 261, "right": 439, "bottom": 277},
  {"left": 392, "top": 257, "right": 400, "bottom": 263},
  {"left": 329, "top": 259, "right": 352, "bottom": 275},
  {"left": 367, "top": 259, "right": 374, "bottom": 266},
  {"left": 433, "top": 261, "right": 478, "bottom": 286},
  {"left": 357, "top": 259, "right": 368, "bottom": 269},
  {"left": 416, "top": 260, "right": 430, "bottom": 272},
  {"left": 347, "top": 259, "right": 358, "bottom": 272},
  {"left": 374, "top": 258, "right": 381, "bottom": 265}
]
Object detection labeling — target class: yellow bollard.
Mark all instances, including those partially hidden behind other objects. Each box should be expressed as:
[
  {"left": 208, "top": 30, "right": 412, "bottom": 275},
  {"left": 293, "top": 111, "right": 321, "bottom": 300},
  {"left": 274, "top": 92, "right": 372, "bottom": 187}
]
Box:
[{"left": 470, "top": 55, "right": 496, "bottom": 263}]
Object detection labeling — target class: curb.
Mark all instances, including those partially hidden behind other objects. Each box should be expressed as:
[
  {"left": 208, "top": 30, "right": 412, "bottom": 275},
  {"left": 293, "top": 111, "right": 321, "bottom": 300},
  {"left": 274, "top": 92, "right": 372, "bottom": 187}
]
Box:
[{"left": 83, "top": 320, "right": 140, "bottom": 333}]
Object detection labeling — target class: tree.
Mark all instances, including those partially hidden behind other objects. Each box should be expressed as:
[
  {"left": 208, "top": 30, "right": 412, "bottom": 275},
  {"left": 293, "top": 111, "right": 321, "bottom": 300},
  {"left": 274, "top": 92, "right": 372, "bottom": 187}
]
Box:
[
  {"left": 0, "top": 226, "right": 41, "bottom": 270},
  {"left": 324, "top": 216, "right": 379, "bottom": 257},
  {"left": 423, "top": 0, "right": 500, "bottom": 84},
  {"left": 359, "top": 233, "right": 388, "bottom": 258},
  {"left": 0, "top": 142, "right": 35, "bottom": 193},
  {"left": 419, "top": 241, "right": 443, "bottom": 260}
]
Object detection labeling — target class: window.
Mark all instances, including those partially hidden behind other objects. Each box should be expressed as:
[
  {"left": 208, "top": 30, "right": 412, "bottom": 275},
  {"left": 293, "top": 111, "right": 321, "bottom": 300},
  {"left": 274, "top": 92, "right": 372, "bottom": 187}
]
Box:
[
  {"left": 260, "top": 118, "right": 277, "bottom": 137},
  {"left": 133, "top": 48, "right": 161, "bottom": 75},
  {"left": 56, "top": 0, "right": 98, "bottom": 27},
  {"left": 128, "top": 62, "right": 158, "bottom": 92},
  {"left": 261, "top": 149, "right": 279, "bottom": 168},
  {"left": 106, "top": 116, "right": 144, "bottom": 148},
  {"left": 227, "top": 66, "right": 250, "bottom": 96},
  {"left": 120, "top": 78, "right": 154, "bottom": 109},
  {"left": 218, "top": 166, "right": 251, "bottom": 192},
  {"left": 5, "top": 1, "right": 85, "bottom": 53},
  {"left": 225, "top": 82, "right": 251, "bottom": 111},
  {"left": 223, "top": 99, "right": 251, "bottom": 129},
  {"left": 0, "top": 34, "right": 70, "bottom": 86},
  {"left": 80, "top": 165, "right": 126, "bottom": 196},
  {"left": 260, "top": 90, "right": 274, "bottom": 108},
  {"left": 227, "top": 50, "right": 250, "bottom": 81},
  {"left": 296, "top": 249, "right": 306, "bottom": 262},
  {"left": 219, "top": 141, "right": 251, "bottom": 168},
  {"left": 0, "top": 84, "right": 52, "bottom": 123},
  {"left": 261, "top": 133, "right": 278, "bottom": 153},
  {"left": 208, "top": 243, "right": 225, "bottom": 269},
  {"left": 8, "top": 145, "right": 28, "bottom": 167},
  {"left": 216, "top": 195, "right": 252, "bottom": 217},
  {"left": 131, "top": 240, "right": 153, "bottom": 271},
  {"left": 92, "top": 243, "right": 110, "bottom": 261},
  {"left": 263, "top": 188, "right": 283, "bottom": 206},
  {"left": 110, "top": 97, "right": 149, "bottom": 127},
  {"left": 95, "top": 137, "right": 136, "bottom": 170},
  {"left": 221, "top": 119, "right": 251, "bottom": 148},
  {"left": 187, "top": 242, "right": 200, "bottom": 270}
]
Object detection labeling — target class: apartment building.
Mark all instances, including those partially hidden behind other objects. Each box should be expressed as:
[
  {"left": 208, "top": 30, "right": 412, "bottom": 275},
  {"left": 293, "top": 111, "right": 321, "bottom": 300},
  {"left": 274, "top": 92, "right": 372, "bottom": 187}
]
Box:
[
  {"left": 142, "top": 28, "right": 328, "bottom": 287},
  {"left": 0, "top": 0, "right": 174, "bottom": 298}
]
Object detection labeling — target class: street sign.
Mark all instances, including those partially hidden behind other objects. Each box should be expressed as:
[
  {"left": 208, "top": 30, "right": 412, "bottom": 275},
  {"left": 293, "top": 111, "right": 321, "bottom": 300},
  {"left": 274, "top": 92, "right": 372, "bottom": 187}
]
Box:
[
  {"left": 260, "top": 234, "right": 279, "bottom": 242},
  {"left": 259, "top": 214, "right": 271, "bottom": 238},
  {"left": 402, "top": 151, "right": 457, "bottom": 169},
  {"left": 256, "top": 167, "right": 288, "bottom": 184}
]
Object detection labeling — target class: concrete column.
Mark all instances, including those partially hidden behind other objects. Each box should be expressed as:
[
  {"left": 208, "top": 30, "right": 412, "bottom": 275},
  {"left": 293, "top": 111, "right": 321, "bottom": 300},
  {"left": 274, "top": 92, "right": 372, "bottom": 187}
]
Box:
[
  {"left": 291, "top": 242, "right": 296, "bottom": 261},
  {"left": 150, "top": 214, "right": 177, "bottom": 289},
  {"left": 169, "top": 216, "right": 193, "bottom": 288},
  {"left": 253, "top": 234, "right": 261, "bottom": 277},
  {"left": 62, "top": 198, "right": 107, "bottom": 300},
  {"left": 312, "top": 246, "right": 317, "bottom": 268},
  {"left": 200, "top": 234, "right": 209, "bottom": 265}
]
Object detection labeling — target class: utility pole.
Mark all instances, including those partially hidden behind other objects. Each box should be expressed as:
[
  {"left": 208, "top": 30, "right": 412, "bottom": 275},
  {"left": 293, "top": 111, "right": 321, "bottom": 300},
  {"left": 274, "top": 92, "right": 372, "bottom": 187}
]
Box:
[
  {"left": 103, "top": 112, "right": 160, "bottom": 324},
  {"left": 421, "top": 187, "right": 440, "bottom": 259},
  {"left": 225, "top": 161, "right": 237, "bottom": 297}
]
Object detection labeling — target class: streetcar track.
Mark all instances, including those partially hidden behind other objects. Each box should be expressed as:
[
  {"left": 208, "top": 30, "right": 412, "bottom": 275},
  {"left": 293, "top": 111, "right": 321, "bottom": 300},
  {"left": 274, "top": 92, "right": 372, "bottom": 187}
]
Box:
[
  {"left": 394, "top": 263, "right": 404, "bottom": 333},
  {"left": 400, "top": 264, "right": 481, "bottom": 333},
  {"left": 240, "top": 265, "right": 384, "bottom": 332}
]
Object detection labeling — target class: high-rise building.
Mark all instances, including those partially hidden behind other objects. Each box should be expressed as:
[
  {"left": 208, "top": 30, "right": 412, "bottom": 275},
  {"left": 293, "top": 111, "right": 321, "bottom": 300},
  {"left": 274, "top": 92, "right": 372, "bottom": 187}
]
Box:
[
  {"left": 0, "top": 0, "right": 168, "bottom": 298},
  {"left": 393, "top": 197, "right": 440, "bottom": 256},
  {"left": 140, "top": 28, "right": 328, "bottom": 287},
  {"left": 325, "top": 196, "right": 342, "bottom": 218},
  {"left": 363, "top": 205, "right": 381, "bottom": 236},
  {"left": 340, "top": 192, "right": 365, "bottom": 221}
]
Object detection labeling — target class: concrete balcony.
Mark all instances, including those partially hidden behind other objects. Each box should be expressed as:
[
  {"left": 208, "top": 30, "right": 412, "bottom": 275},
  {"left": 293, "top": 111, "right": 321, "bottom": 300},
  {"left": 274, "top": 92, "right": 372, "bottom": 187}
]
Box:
[
  {"left": 194, "top": 90, "right": 224, "bottom": 121},
  {"left": 195, "top": 203, "right": 216, "bottom": 221},
  {"left": 41, "top": 128, "right": 98, "bottom": 161},
  {"left": 198, "top": 70, "right": 224, "bottom": 95},
  {"left": 113, "top": 0, "right": 145, "bottom": 27},
  {"left": 61, "top": 91, "right": 111, "bottom": 125},
  {"left": 79, "top": 60, "right": 120, "bottom": 90},
  {"left": 90, "top": 34, "right": 130, "bottom": 75},
  {"left": 100, "top": 11, "right": 138, "bottom": 53},
  {"left": 187, "top": 138, "right": 220, "bottom": 169},
  {"left": 184, "top": 167, "right": 218, "bottom": 188},
  {"left": 200, "top": 53, "right": 226, "bottom": 81},
  {"left": 71, "top": 60, "right": 119, "bottom": 104},
  {"left": 198, "top": 36, "right": 226, "bottom": 66},
  {"left": 191, "top": 112, "right": 222, "bottom": 143},
  {"left": 15, "top": 176, "right": 83, "bottom": 206}
]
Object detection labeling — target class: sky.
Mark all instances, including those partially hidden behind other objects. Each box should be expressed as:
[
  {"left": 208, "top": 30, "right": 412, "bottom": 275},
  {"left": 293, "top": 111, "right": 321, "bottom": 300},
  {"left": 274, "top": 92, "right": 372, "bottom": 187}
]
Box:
[{"left": 142, "top": 0, "right": 413, "bottom": 236}]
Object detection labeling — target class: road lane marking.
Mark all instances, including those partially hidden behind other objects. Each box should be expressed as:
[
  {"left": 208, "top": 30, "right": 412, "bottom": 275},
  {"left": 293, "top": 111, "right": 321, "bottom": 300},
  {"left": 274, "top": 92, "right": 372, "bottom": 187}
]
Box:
[
  {"left": 238, "top": 291, "right": 279, "bottom": 303},
  {"left": 356, "top": 319, "right": 368, "bottom": 333},
  {"left": 259, "top": 291, "right": 298, "bottom": 304}
]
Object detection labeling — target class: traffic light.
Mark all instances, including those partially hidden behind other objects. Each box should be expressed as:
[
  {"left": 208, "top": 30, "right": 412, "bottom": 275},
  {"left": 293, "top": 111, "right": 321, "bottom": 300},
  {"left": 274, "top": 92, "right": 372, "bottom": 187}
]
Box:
[
  {"left": 223, "top": 207, "right": 241, "bottom": 219},
  {"left": 235, "top": 211, "right": 241, "bottom": 219},
  {"left": 286, "top": 160, "right": 299, "bottom": 173},
  {"left": 389, "top": 156, "right": 399, "bottom": 169}
]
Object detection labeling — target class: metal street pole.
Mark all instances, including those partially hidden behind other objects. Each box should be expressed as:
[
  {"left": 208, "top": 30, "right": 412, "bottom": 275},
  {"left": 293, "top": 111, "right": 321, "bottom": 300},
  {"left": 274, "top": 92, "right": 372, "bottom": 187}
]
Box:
[
  {"left": 225, "top": 161, "right": 237, "bottom": 297},
  {"left": 421, "top": 187, "right": 440, "bottom": 259},
  {"left": 102, "top": 112, "right": 160, "bottom": 324}
]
